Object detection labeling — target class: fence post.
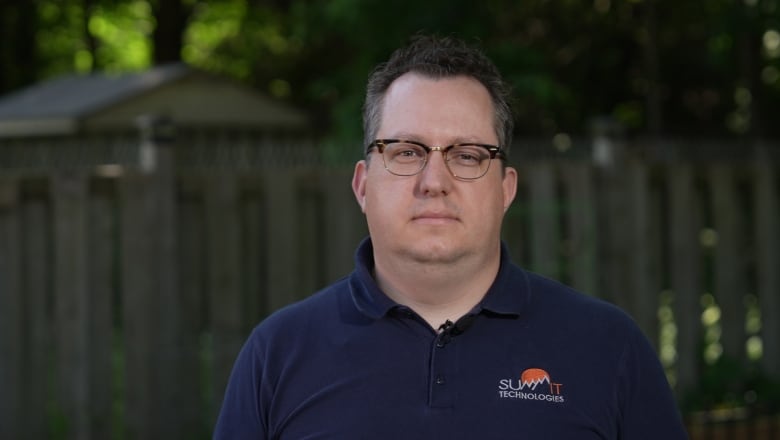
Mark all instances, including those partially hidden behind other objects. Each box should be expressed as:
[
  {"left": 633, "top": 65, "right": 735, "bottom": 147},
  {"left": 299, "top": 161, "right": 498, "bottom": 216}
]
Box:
[
  {"left": 51, "top": 171, "right": 91, "bottom": 439},
  {"left": 527, "top": 161, "right": 560, "bottom": 278},
  {"left": 628, "top": 159, "right": 661, "bottom": 349},
  {"left": 323, "top": 168, "right": 366, "bottom": 283},
  {"left": 88, "top": 179, "right": 116, "bottom": 439},
  {"left": 667, "top": 163, "right": 703, "bottom": 396},
  {"left": 177, "top": 175, "right": 208, "bottom": 436},
  {"left": 22, "top": 188, "right": 50, "bottom": 440},
  {"left": 265, "top": 169, "right": 299, "bottom": 311},
  {"left": 708, "top": 164, "right": 748, "bottom": 364},
  {"left": 754, "top": 145, "right": 779, "bottom": 377},
  {"left": 591, "top": 119, "right": 634, "bottom": 314},
  {"left": 206, "top": 173, "right": 243, "bottom": 426},
  {"left": 562, "top": 162, "right": 598, "bottom": 296},
  {"left": 0, "top": 178, "right": 21, "bottom": 440}
]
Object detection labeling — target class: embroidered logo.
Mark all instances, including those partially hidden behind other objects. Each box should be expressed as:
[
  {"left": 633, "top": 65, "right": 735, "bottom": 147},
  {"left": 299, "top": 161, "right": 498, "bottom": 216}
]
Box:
[{"left": 498, "top": 368, "right": 565, "bottom": 403}]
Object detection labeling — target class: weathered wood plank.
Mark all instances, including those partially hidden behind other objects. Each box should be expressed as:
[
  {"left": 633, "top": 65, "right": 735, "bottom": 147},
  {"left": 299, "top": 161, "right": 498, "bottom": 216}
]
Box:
[
  {"left": 265, "top": 170, "right": 299, "bottom": 311},
  {"left": 0, "top": 178, "right": 22, "bottom": 440},
  {"left": 21, "top": 195, "right": 51, "bottom": 440},
  {"left": 667, "top": 164, "right": 703, "bottom": 395},
  {"left": 753, "top": 157, "right": 779, "bottom": 376},
  {"left": 51, "top": 172, "right": 91, "bottom": 439},
  {"left": 177, "top": 180, "right": 209, "bottom": 437},
  {"left": 708, "top": 165, "right": 747, "bottom": 363},
  {"left": 119, "top": 172, "right": 155, "bottom": 440},
  {"left": 241, "top": 183, "right": 267, "bottom": 325},
  {"left": 628, "top": 161, "right": 661, "bottom": 348},
  {"left": 527, "top": 162, "right": 560, "bottom": 278},
  {"left": 298, "top": 174, "right": 324, "bottom": 295},
  {"left": 206, "top": 174, "right": 243, "bottom": 424},
  {"left": 561, "top": 162, "right": 598, "bottom": 296},
  {"left": 88, "top": 180, "right": 115, "bottom": 439},
  {"left": 151, "top": 148, "right": 182, "bottom": 440},
  {"left": 120, "top": 148, "right": 180, "bottom": 439},
  {"left": 324, "top": 168, "right": 366, "bottom": 284},
  {"left": 597, "top": 161, "right": 634, "bottom": 314}
]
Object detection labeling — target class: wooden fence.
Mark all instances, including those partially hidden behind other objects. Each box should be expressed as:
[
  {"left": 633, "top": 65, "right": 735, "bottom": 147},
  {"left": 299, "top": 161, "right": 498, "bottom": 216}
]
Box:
[{"left": 0, "top": 133, "right": 778, "bottom": 439}]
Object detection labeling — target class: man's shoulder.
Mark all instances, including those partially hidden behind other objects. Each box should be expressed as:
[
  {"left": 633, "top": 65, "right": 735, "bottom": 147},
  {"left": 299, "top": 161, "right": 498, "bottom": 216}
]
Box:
[
  {"left": 252, "top": 276, "right": 353, "bottom": 337},
  {"left": 521, "top": 268, "right": 640, "bottom": 333}
]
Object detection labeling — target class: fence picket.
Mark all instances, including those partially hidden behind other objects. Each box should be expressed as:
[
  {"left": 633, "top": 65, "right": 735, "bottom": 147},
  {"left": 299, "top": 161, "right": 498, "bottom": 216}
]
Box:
[
  {"left": 52, "top": 172, "right": 91, "bottom": 439},
  {"left": 629, "top": 161, "right": 661, "bottom": 349},
  {"left": 206, "top": 174, "right": 243, "bottom": 425},
  {"left": 177, "top": 177, "right": 209, "bottom": 435},
  {"left": 88, "top": 180, "right": 116, "bottom": 439},
  {"left": 21, "top": 194, "right": 50, "bottom": 440},
  {"left": 667, "top": 164, "right": 703, "bottom": 396},
  {"left": 241, "top": 178, "right": 267, "bottom": 324},
  {"left": 527, "top": 162, "right": 560, "bottom": 278},
  {"left": 119, "top": 172, "right": 155, "bottom": 439},
  {"left": 0, "top": 178, "right": 22, "bottom": 440},
  {"left": 754, "top": 152, "right": 780, "bottom": 376},
  {"left": 324, "top": 169, "right": 366, "bottom": 283},
  {"left": 265, "top": 170, "right": 299, "bottom": 310},
  {"left": 709, "top": 165, "right": 748, "bottom": 363},
  {"left": 562, "top": 162, "right": 598, "bottom": 296},
  {"left": 119, "top": 159, "right": 180, "bottom": 438}
]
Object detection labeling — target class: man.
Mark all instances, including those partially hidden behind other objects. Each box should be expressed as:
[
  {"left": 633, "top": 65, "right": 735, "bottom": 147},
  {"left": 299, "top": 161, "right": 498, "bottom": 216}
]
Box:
[{"left": 214, "top": 35, "right": 688, "bottom": 439}]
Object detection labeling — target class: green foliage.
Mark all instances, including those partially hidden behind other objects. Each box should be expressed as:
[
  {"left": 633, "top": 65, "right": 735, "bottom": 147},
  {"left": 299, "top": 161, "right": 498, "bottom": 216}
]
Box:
[
  {"left": 682, "top": 355, "right": 780, "bottom": 413},
  {"left": 87, "top": 1, "right": 153, "bottom": 71},
  {"left": 6, "top": 0, "right": 780, "bottom": 142}
]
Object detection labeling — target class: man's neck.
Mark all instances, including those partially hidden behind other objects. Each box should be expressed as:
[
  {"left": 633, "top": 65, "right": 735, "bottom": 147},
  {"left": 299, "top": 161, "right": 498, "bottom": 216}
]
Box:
[{"left": 373, "top": 251, "right": 500, "bottom": 329}]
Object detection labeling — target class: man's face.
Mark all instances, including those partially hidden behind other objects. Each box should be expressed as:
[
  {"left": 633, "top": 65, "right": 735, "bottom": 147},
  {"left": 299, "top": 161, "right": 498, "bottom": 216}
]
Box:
[{"left": 352, "top": 73, "right": 517, "bottom": 266}]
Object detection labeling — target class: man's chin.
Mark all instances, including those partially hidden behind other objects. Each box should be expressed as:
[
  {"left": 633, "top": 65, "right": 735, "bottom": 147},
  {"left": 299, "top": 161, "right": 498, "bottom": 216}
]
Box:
[{"left": 400, "top": 241, "right": 466, "bottom": 265}]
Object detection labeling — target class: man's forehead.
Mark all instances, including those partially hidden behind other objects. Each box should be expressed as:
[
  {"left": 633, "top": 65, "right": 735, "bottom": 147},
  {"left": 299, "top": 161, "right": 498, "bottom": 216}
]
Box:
[{"left": 378, "top": 73, "right": 498, "bottom": 143}]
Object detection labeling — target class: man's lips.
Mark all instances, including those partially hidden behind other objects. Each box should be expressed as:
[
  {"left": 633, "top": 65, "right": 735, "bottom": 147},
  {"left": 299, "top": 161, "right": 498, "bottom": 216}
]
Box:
[{"left": 411, "top": 212, "right": 459, "bottom": 223}]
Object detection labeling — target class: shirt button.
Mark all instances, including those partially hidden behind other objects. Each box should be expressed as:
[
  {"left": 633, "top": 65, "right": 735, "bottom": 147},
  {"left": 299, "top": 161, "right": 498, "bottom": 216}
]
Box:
[{"left": 435, "top": 375, "right": 445, "bottom": 385}]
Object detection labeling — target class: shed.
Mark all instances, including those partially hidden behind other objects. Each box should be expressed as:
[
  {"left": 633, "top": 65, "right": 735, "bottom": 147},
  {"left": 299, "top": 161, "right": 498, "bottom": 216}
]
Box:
[
  {"left": 0, "top": 63, "right": 308, "bottom": 138},
  {"left": 0, "top": 64, "right": 317, "bottom": 172}
]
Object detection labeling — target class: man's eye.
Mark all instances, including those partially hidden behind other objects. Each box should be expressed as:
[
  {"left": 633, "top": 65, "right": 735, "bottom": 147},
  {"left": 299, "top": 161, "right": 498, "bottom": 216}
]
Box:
[
  {"left": 391, "top": 145, "right": 425, "bottom": 160},
  {"left": 456, "top": 152, "right": 479, "bottom": 162},
  {"left": 450, "top": 147, "right": 485, "bottom": 165}
]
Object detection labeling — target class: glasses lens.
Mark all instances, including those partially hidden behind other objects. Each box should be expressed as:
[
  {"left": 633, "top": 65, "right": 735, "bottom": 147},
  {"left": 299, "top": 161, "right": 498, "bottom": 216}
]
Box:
[
  {"left": 447, "top": 145, "right": 491, "bottom": 179},
  {"left": 383, "top": 142, "right": 427, "bottom": 175}
]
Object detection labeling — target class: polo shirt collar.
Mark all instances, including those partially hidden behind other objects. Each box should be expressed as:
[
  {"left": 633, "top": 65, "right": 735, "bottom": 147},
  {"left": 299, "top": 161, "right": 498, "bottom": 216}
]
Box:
[{"left": 349, "top": 237, "right": 528, "bottom": 320}]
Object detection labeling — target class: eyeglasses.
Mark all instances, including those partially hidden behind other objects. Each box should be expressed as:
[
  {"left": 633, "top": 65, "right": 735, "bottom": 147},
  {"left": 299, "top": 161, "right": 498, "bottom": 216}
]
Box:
[{"left": 366, "top": 139, "right": 506, "bottom": 180}]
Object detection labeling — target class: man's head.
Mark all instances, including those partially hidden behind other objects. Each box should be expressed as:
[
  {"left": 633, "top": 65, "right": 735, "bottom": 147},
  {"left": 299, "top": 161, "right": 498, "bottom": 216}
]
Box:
[
  {"left": 363, "top": 35, "right": 514, "bottom": 157},
  {"left": 352, "top": 35, "right": 517, "bottom": 270}
]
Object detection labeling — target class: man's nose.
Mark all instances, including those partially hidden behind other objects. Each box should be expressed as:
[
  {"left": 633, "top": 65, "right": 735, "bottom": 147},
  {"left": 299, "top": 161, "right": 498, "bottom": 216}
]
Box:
[{"left": 417, "top": 150, "right": 452, "bottom": 195}]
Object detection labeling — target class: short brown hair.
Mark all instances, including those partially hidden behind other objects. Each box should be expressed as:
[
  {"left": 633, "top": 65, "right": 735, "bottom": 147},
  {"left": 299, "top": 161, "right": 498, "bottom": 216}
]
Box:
[{"left": 363, "top": 35, "right": 514, "bottom": 157}]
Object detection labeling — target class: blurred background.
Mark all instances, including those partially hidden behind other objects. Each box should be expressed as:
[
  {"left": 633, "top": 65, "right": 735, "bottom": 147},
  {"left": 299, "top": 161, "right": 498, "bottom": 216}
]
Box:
[{"left": 0, "top": 0, "right": 778, "bottom": 438}]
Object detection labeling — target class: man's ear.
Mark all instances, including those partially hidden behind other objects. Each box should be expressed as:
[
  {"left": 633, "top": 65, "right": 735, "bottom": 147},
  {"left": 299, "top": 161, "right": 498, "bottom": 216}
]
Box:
[
  {"left": 502, "top": 166, "right": 518, "bottom": 212},
  {"left": 352, "top": 160, "right": 368, "bottom": 213}
]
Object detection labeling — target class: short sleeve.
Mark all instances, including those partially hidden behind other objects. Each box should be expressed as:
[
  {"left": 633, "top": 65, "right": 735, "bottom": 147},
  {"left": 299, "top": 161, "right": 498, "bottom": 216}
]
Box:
[
  {"left": 212, "top": 331, "right": 267, "bottom": 440},
  {"left": 617, "top": 326, "right": 688, "bottom": 439}
]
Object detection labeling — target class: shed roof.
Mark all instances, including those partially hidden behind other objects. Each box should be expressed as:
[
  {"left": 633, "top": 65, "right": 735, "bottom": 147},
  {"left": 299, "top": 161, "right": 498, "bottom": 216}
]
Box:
[{"left": 0, "top": 63, "right": 308, "bottom": 138}]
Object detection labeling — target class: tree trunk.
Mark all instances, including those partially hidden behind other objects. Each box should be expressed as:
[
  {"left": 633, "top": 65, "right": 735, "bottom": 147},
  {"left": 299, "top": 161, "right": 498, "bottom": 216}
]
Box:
[
  {"left": 0, "top": 0, "right": 38, "bottom": 94},
  {"left": 83, "top": 0, "right": 100, "bottom": 71},
  {"left": 151, "top": 0, "right": 191, "bottom": 65}
]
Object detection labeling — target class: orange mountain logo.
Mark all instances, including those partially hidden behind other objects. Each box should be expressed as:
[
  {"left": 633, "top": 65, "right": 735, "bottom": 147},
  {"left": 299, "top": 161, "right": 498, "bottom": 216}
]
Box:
[
  {"left": 520, "top": 368, "right": 551, "bottom": 390},
  {"left": 498, "top": 368, "right": 565, "bottom": 403}
]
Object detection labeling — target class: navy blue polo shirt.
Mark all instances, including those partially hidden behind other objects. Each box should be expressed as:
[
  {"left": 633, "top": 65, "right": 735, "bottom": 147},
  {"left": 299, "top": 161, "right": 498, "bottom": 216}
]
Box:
[{"left": 214, "top": 238, "right": 687, "bottom": 439}]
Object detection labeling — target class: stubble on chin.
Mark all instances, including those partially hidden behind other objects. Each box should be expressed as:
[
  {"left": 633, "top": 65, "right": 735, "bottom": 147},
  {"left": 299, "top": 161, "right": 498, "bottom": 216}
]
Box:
[{"left": 395, "top": 239, "right": 469, "bottom": 266}]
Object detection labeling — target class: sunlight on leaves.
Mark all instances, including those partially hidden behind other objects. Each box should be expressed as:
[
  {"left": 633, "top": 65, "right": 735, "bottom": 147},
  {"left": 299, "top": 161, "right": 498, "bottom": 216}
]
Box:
[{"left": 87, "top": 1, "right": 152, "bottom": 71}]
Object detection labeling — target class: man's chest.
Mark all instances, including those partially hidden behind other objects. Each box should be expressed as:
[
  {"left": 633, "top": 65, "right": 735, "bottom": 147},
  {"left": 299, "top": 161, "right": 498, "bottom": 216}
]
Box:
[{"left": 263, "top": 324, "right": 620, "bottom": 439}]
